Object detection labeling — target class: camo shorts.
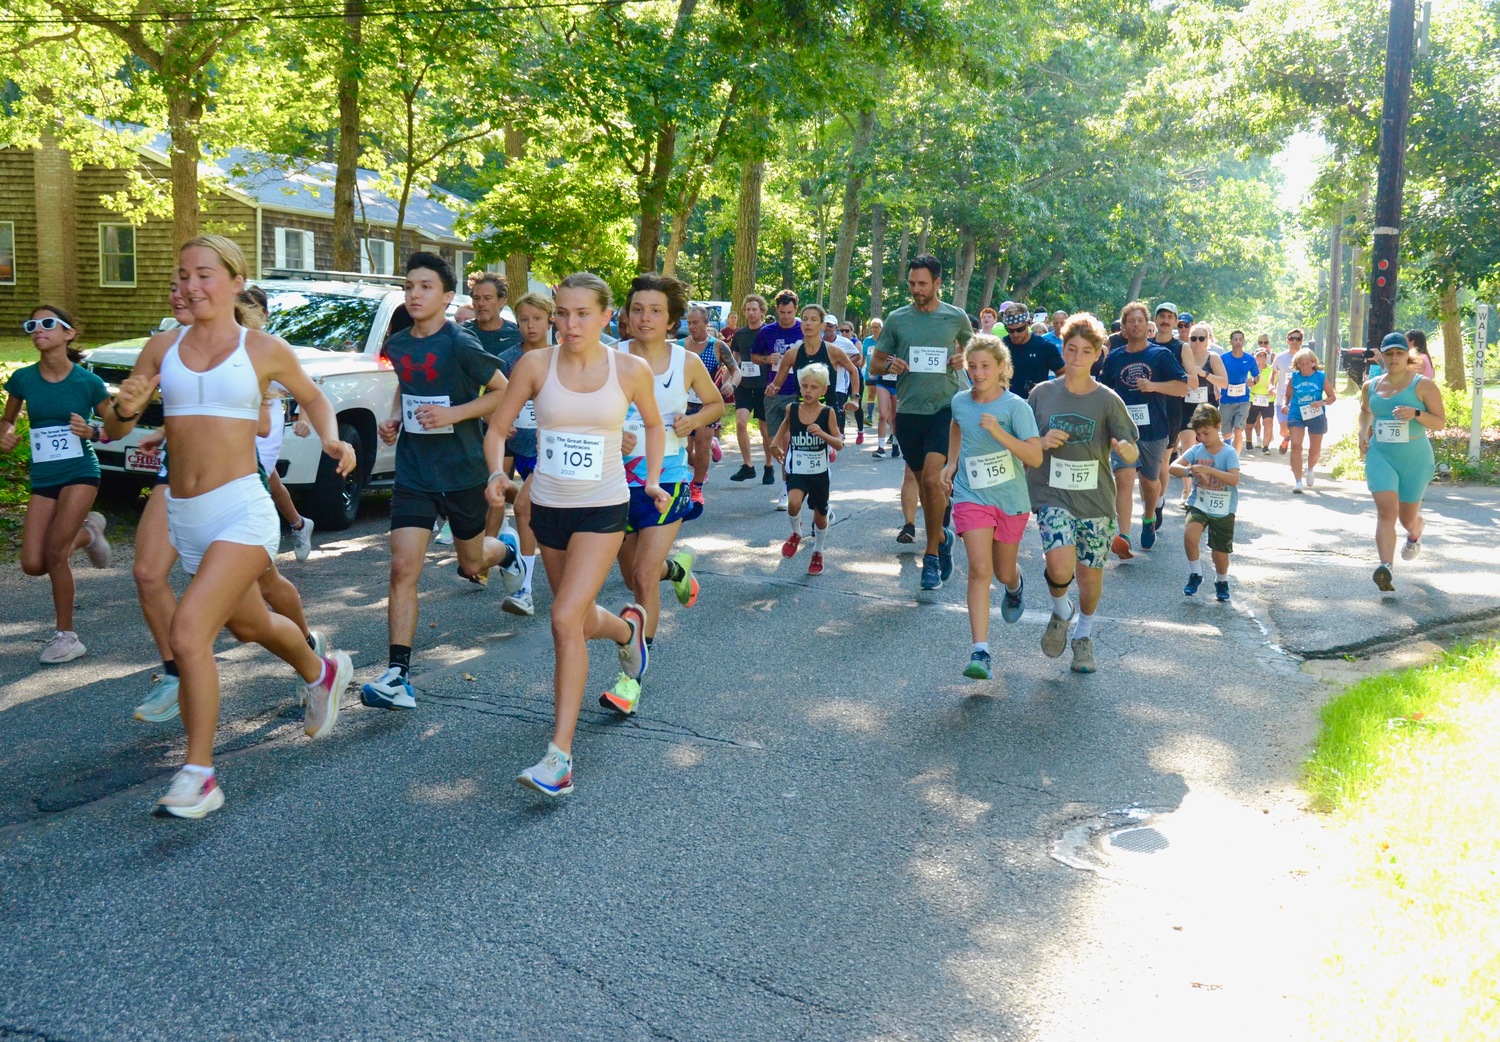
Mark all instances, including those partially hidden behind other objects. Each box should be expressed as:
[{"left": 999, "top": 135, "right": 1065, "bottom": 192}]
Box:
[{"left": 1035, "top": 505, "right": 1118, "bottom": 571}]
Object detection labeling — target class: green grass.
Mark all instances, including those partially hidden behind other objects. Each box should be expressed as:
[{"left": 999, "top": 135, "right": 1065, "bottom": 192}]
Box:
[
  {"left": 1328, "top": 384, "right": 1500, "bottom": 485},
  {"left": 1304, "top": 640, "right": 1500, "bottom": 1040}
]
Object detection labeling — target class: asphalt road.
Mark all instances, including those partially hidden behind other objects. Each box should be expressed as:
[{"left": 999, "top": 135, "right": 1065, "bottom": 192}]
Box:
[{"left": 2, "top": 404, "right": 1496, "bottom": 1041}]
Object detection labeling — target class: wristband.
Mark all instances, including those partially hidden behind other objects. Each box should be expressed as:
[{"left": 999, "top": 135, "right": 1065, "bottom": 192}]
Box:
[
  {"left": 488, "top": 470, "right": 508, "bottom": 483},
  {"left": 112, "top": 398, "right": 141, "bottom": 422}
]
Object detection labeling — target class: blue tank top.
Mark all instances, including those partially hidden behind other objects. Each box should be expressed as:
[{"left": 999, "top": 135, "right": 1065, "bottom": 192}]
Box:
[
  {"left": 1367, "top": 375, "right": 1429, "bottom": 446},
  {"left": 1290, "top": 370, "right": 1325, "bottom": 418}
]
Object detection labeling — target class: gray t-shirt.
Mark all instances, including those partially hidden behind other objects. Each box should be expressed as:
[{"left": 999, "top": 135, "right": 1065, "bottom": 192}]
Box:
[
  {"left": 875, "top": 302, "right": 973, "bottom": 415},
  {"left": 1026, "top": 378, "right": 1138, "bottom": 520}
]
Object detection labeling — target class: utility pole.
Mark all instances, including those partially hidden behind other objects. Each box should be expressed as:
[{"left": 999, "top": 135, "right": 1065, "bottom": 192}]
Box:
[
  {"left": 1327, "top": 212, "right": 1344, "bottom": 372},
  {"left": 1364, "top": 0, "right": 1418, "bottom": 353}
]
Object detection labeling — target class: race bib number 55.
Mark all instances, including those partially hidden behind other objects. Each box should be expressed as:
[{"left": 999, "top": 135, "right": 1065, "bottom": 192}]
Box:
[
  {"left": 538, "top": 430, "right": 605, "bottom": 480},
  {"left": 907, "top": 346, "right": 949, "bottom": 373}
]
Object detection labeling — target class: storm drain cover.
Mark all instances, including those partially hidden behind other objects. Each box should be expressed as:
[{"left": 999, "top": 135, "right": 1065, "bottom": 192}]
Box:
[{"left": 1109, "top": 825, "right": 1170, "bottom": 854}]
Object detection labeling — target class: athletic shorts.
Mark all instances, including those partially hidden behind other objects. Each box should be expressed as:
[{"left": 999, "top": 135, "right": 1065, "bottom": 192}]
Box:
[
  {"left": 625, "top": 481, "right": 694, "bottom": 533},
  {"left": 165, "top": 473, "right": 279, "bottom": 576},
  {"left": 877, "top": 377, "right": 899, "bottom": 395},
  {"left": 1112, "top": 437, "right": 1167, "bottom": 476},
  {"left": 1163, "top": 397, "right": 1186, "bottom": 442},
  {"left": 1365, "top": 439, "right": 1435, "bottom": 502},
  {"left": 31, "top": 476, "right": 100, "bottom": 500},
  {"left": 1035, "top": 504, "right": 1118, "bottom": 571},
  {"left": 894, "top": 408, "right": 952, "bottom": 468},
  {"left": 529, "top": 501, "right": 628, "bottom": 551},
  {"left": 390, "top": 482, "right": 488, "bottom": 542},
  {"left": 953, "top": 502, "right": 1030, "bottom": 544},
  {"left": 1288, "top": 411, "right": 1328, "bottom": 435},
  {"left": 1185, "top": 507, "right": 1236, "bottom": 554},
  {"left": 765, "top": 394, "right": 798, "bottom": 443},
  {"left": 256, "top": 399, "right": 285, "bottom": 476},
  {"left": 736, "top": 385, "right": 766, "bottom": 422},
  {"left": 1219, "top": 401, "right": 1251, "bottom": 432},
  {"left": 512, "top": 455, "right": 536, "bottom": 480},
  {"left": 1247, "top": 404, "right": 1274, "bottom": 423},
  {"left": 786, "top": 472, "right": 831, "bottom": 515}
]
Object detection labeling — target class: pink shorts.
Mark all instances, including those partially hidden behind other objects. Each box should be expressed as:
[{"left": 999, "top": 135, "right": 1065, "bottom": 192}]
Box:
[{"left": 953, "top": 501, "right": 1030, "bottom": 544}]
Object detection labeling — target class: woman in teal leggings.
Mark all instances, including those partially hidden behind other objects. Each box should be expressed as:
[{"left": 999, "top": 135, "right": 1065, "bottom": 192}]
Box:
[{"left": 1359, "top": 333, "right": 1445, "bottom": 592}]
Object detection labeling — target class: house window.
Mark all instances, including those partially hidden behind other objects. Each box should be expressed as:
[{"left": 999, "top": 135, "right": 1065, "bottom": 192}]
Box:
[
  {"left": 275, "top": 227, "right": 316, "bottom": 271},
  {"left": 99, "top": 224, "right": 136, "bottom": 287},
  {"left": 360, "top": 237, "right": 395, "bottom": 276},
  {"left": 454, "top": 250, "right": 475, "bottom": 279},
  {"left": 0, "top": 222, "right": 14, "bottom": 285}
]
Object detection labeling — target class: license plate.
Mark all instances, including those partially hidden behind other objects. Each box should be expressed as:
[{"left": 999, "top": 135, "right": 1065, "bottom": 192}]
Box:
[{"left": 125, "top": 446, "right": 163, "bottom": 473}]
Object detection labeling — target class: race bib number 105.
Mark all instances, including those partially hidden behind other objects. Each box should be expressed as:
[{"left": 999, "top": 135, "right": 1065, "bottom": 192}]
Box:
[{"left": 538, "top": 429, "right": 605, "bottom": 480}]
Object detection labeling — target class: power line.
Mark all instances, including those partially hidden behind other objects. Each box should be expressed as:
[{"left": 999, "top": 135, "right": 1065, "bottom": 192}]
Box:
[{"left": 0, "top": 0, "right": 629, "bottom": 27}]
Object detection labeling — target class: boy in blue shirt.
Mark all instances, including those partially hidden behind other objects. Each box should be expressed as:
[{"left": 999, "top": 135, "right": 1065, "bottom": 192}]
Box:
[{"left": 1171, "top": 404, "right": 1241, "bottom": 602}]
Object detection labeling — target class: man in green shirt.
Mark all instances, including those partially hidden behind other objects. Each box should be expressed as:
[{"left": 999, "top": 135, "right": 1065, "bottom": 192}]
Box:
[{"left": 869, "top": 255, "right": 973, "bottom": 592}]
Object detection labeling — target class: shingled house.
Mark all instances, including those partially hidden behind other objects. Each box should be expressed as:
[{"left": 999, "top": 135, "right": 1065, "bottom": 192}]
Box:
[{"left": 0, "top": 131, "right": 482, "bottom": 341}]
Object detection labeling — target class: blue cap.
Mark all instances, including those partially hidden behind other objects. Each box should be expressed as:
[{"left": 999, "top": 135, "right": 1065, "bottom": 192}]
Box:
[{"left": 1380, "top": 331, "right": 1409, "bottom": 352}]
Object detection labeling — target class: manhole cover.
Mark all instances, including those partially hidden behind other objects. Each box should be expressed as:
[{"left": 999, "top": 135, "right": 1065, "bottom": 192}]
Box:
[{"left": 1109, "top": 825, "right": 1169, "bottom": 854}]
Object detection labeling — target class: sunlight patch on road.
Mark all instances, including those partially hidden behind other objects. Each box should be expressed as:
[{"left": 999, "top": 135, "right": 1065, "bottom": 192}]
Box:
[
  {"left": 806, "top": 698, "right": 889, "bottom": 735},
  {"left": 409, "top": 777, "right": 479, "bottom": 804}
]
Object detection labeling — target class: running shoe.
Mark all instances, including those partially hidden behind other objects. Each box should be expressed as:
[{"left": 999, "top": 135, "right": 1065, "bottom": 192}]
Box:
[
  {"left": 829, "top": 449, "right": 838, "bottom": 463},
  {"left": 361, "top": 666, "right": 417, "bottom": 710},
  {"left": 920, "top": 554, "right": 942, "bottom": 591},
  {"left": 1155, "top": 503, "right": 1165, "bottom": 530},
  {"left": 1292, "top": 479, "right": 1304, "bottom": 494},
  {"left": 600, "top": 672, "right": 641, "bottom": 715},
  {"left": 1262, "top": 446, "right": 1271, "bottom": 455},
  {"left": 497, "top": 529, "right": 526, "bottom": 595},
  {"left": 1280, "top": 437, "right": 1289, "bottom": 454},
  {"left": 501, "top": 590, "right": 535, "bottom": 616},
  {"left": 896, "top": 522, "right": 916, "bottom": 544},
  {"left": 82, "top": 512, "right": 110, "bottom": 569},
  {"left": 1401, "top": 538, "right": 1422, "bottom": 561},
  {"left": 1000, "top": 577, "right": 1024, "bottom": 623},
  {"left": 773, "top": 492, "right": 787, "bottom": 511},
  {"left": 762, "top": 465, "right": 775, "bottom": 485},
  {"left": 457, "top": 562, "right": 488, "bottom": 585},
  {"left": 938, "top": 527, "right": 955, "bottom": 582},
  {"left": 963, "top": 650, "right": 992, "bottom": 680},
  {"left": 872, "top": 448, "right": 886, "bottom": 459},
  {"left": 781, "top": 532, "right": 801, "bottom": 558},
  {"left": 134, "top": 673, "right": 181, "bottom": 722},
  {"left": 517, "top": 743, "right": 573, "bottom": 797},
  {"left": 302, "top": 651, "right": 351, "bottom": 739},
  {"left": 1041, "top": 611, "right": 1072, "bottom": 658},
  {"left": 891, "top": 444, "right": 902, "bottom": 459},
  {"left": 731, "top": 464, "right": 756, "bottom": 482},
  {"left": 689, "top": 483, "right": 705, "bottom": 507},
  {"left": 856, "top": 432, "right": 864, "bottom": 445},
  {"left": 711, "top": 438, "right": 723, "bottom": 463},
  {"left": 1139, "top": 521, "right": 1156, "bottom": 550},
  {"left": 1306, "top": 471, "right": 1317, "bottom": 489},
  {"left": 1070, "top": 637, "right": 1097, "bottom": 674},
  {"left": 1111, "top": 534, "right": 1134, "bottom": 560},
  {"left": 154, "top": 769, "right": 223, "bottom": 819},
  {"left": 617, "top": 603, "right": 648, "bottom": 680},
  {"left": 807, "top": 551, "right": 824, "bottom": 576},
  {"left": 1214, "top": 580, "right": 1231, "bottom": 603},
  {"left": 309, "top": 630, "right": 327, "bottom": 659},
  {"left": 669, "top": 550, "right": 699, "bottom": 606},
  {"left": 1373, "top": 564, "right": 1394, "bottom": 592},
  {"left": 434, "top": 520, "right": 454, "bottom": 545},
  {"left": 292, "top": 516, "right": 316, "bottom": 560},
  {"left": 1184, "top": 573, "right": 1203, "bottom": 597},
  {"left": 39, "top": 630, "right": 85, "bottom": 664}
]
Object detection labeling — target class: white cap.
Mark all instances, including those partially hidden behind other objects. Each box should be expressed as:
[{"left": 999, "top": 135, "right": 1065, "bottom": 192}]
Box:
[{"left": 824, "top": 314, "right": 839, "bottom": 325}]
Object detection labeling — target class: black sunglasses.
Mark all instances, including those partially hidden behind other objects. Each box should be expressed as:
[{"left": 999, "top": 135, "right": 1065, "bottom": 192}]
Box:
[
  {"left": 23, "top": 317, "right": 72, "bottom": 333},
  {"left": 1288, "top": 335, "right": 1303, "bottom": 341},
  {"left": 1190, "top": 335, "right": 1207, "bottom": 342}
]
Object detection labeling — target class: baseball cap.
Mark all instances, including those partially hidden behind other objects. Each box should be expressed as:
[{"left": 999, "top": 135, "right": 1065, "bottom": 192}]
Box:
[
  {"left": 1178, "top": 312, "right": 1195, "bottom": 325},
  {"left": 1380, "top": 331, "right": 1409, "bottom": 352},
  {"left": 1155, "top": 301, "right": 1179, "bottom": 317},
  {"left": 823, "top": 314, "right": 839, "bottom": 326}
]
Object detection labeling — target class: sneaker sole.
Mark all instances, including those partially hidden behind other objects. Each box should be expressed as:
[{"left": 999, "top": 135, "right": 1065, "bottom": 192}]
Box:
[
  {"left": 1373, "top": 567, "right": 1395, "bottom": 592},
  {"left": 500, "top": 598, "right": 535, "bottom": 617},
  {"left": 599, "top": 692, "right": 638, "bottom": 715},
  {"left": 619, "top": 604, "right": 649, "bottom": 680},
  {"left": 962, "top": 664, "right": 991, "bottom": 680},
  {"left": 305, "top": 652, "right": 352, "bottom": 739},
  {"left": 134, "top": 700, "right": 181, "bottom": 724},
  {"left": 154, "top": 786, "right": 225, "bottom": 819},
  {"left": 40, "top": 646, "right": 87, "bottom": 665},
  {"left": 517, "top": 773, "right": 573, "bottom": 797}
]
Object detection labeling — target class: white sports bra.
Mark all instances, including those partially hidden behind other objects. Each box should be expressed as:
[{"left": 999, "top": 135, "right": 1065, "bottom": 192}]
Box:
[{"left": 161, "top": 325, "right": 262, "bottom": 421}]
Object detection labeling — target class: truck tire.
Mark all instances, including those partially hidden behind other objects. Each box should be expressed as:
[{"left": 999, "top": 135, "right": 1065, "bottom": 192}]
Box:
[{"left": 303, "top": 419, "right": 366, "bottom": 531}]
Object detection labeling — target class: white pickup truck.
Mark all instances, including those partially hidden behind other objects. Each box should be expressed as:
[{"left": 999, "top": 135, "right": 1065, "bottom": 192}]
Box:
[{"left": 83, "top": 275, "right": 447, "bottom": 530}]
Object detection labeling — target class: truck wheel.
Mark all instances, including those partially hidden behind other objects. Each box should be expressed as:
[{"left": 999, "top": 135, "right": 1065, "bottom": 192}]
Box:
[{"left": 304, "top": 420, "right": 366, "bottom": 531}]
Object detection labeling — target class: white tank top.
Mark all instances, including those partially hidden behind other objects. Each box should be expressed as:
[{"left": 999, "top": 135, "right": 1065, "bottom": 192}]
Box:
[
  {"left": 529, "top": 345, "right": 630, "bottom": 508},
  {"left": 160, "top": 326, "right": 261, "bottom": 421}
]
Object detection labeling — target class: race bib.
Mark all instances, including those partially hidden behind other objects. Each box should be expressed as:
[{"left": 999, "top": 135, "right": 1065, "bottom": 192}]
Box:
[
  {"left": 620, "top": 416, "right": 680, "bottom": 457},
  {"left": 1252, "top": 394, "right": 1271, "bottom": 406},
  {"left": 538, "top": 429, "right": 605, "bottom": 480},
  {"left": 907, "top": 346, "right": 949, "bottom": 374},
  {"left": 1374, "top": 419, "right": 1411, "bottom": 444},
  {"left": 739, "top": 362, "right": 761, "bottom": 378},
  {"left": 1049, "top": 457, "right": 1099, "bottom": 491},
  {"left": 965, "top": 450, "right": 1018, "bottom": 489},
  {"left": 1299, "top": 401, "right": 1324, "bottom": 421},
  {"left": 513, "top": 400, "right": 537, "bottom": 430},
  {"left": 1196, "top": 488, "right": 1232, "bottom": 516},
  {"left": 790, "top": 448, "right": 828, "bottom": 475},
  {"left": 30, "top": 425, "right": 83, "bottom": 463},
  {"left": 1127, "top": 402, "right": 1151, "bottom": 427},
  {"left": 402, "top": 394, "right": 453, "bottom": 435},
  {"left": 1226, "top": 383, "right": 1247, "bottom": 398},
  {"left": 1184, "top": 386, "right": 1208, "bottom": 404}
]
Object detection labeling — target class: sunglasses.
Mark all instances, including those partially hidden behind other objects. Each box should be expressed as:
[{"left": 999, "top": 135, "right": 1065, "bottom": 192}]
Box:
[
  {"left": 1288, "top": 335, "right": 1303, "bottom": 341},
  {"left": 23, "top": 317, "right": 73, "bottom": 333},
  {"left": 1190, "top": 335, "right": 1208, "bottom": 341}
]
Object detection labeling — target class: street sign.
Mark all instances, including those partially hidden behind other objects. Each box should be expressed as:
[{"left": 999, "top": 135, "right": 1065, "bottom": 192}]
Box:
[{"left": 1472, "top": 303, "right": 1490, "bottom": 464}]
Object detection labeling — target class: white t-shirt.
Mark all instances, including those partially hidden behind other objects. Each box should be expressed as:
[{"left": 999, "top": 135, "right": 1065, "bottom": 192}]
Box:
[
  {"left": 1272, "top": 350, "right": 1296, "bottom": 399},
  {"left": 830, "top": 335, "right": 857, "bottom": 393}
]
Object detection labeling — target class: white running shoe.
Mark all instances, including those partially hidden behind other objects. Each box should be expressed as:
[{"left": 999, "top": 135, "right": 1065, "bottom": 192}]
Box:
[
  {"left": 501, "top": 590, "right": 535, "bottom": 616},
  {"left": 303, "top": 650, "right": 352, "bottom": 739},
  {"left": 39, "top": 630, "right": 86, "bottom": 664},
  {"left": 82, "top": 512, "right": 110, "bottom": 569},
  {"left": 291, "top": 516, "right": 316, "bottom": 561},
  {"left": 135, "top": 673, "right": 181, "bottom": 722},
  {"left": 1305, "top": 471, "right": 1316, "bottom": 489},
  {"left": 1401, "top": 538, "right": 1422, "bottom": 561},
  {"left": 1292, "top": 478, "right": 1305, "bottom": 494},
  {"left": 434, "top": 520, "right": 453, "bottom": 545},
  {"left": 154, "top": 768, "right": 224, "bottom": 819},
  {"left": 774, "top": 493, "right": 787, "bottom": 511}
]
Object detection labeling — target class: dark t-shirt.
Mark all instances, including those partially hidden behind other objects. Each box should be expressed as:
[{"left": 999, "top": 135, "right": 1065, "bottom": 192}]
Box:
[
  {"left": 4, "top": 363, "right": 109, "bottom": 486},
  {"left": 464, "top": 319, "right": 521, "bottom": 358},
  {"left": 731, "top": 325, "right": 766, "bottom": 388},
  {"left": 1004, "top": 333, "right": 1065, "bottom": 399},
  {"left": 384, "top": 320, "right": 499, "bottom": 492},
  {"left": 755, "top": 322, "right": 807, "bottom": 398},
  {"left": 1099, "top": 343, "right": 1187, "bottom": 442}
]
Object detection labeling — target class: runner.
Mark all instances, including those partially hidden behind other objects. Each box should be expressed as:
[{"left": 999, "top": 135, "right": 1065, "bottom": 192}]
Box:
[
  {"left": 1047, "top": 311, "right": 1069, "bottom": 347},
  {"left": 494, "top": 290, "right": 555, "bottom": 616},
  {"left": 977, "top": 308, "right": 999, "bottom": 336},
  {"left": 482, "top": 272, "right": 668, "bottom": 796},
  {"left": 1246, "top": 339, "right": 1275, "bottom": 454},
  {"left": 600, "top": 275, "right": 722, "bottom": 715},
  {"left": 102, "top": 235, "right": 356, "bottom": 818},
  {"left": 1216, "top": 329, "right": 1260, "bottom": 455},
  {"left": 1280, "top": 344, "right": 1336, "bottom": 493},
  {"left": 1, "top": 305, "right": 113, "bottom": 665},
  {"left": 829, "top": 316, "right": 865, "bottom": 443},
  {"left": 755, "top": 289, "right": 807, "bottom": 505},
  {"left": 771, "top": 362, "right": 842, "bottom": 575},
  {"left": 869, "top": 255, "right": 974, "bottom": 592},
  {"left": 1027, "top": 313, "right": 1139, "bottom": 673},
  {"left": 865, "top": 317, "right": 900, "bottom": 460},
  {"left": 1359, "top": 332, "right": 1444, "bottom": 592},
  {"left": 1272, "top": 329, "right": 1303, "bottom": 453},
  {"left": 1100, "top": 301, "right": 1188, "bottom": 558},
  {"left": 1405, "top": 329, "right": 1436, "bottom": 380},
  {"left": 361, "top": 252, "right": 525, "bottom": 711},
  {"left": 940, "top": 334, "right": 1042, "bottom": 680},
  {"left": 728, "top": 293, "right": 770, "bottom": 481},
  {"left": 1153, "top": 304, "right": 1198, "bottom": 517},
  {"left": 766, "top": 304, "right": 861, "bottom": 507},
  {"left": 682, "top": 304, "right": 735, "bottom": 507},
  {"left": 464, "top": 272, "right": 522, "bottom": 356},
  {"left": 1170, "top": 404, "right": 1241, "bottom": 603},
  {"left": 998, "top": 300, "right": 1065, "bottom": 400},
  {"left": 1175, "top": 320, "right": 1225, "bottom": 503}
]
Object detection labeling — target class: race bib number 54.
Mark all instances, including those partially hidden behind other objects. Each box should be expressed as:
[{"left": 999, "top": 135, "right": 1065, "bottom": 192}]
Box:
[{"left": 538, "top": 429, "right": 605, "bottom": 480}]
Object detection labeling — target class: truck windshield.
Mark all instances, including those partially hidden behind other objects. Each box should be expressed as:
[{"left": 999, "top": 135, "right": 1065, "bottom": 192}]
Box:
[{"left": 265, "top": 292, "right": 379, "bottom": 352}]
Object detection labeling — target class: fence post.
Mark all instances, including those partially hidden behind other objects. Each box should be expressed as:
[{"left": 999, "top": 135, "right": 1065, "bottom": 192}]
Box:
[{"left": 1471, "top": 304, "right": 1490, "bottom": 464}]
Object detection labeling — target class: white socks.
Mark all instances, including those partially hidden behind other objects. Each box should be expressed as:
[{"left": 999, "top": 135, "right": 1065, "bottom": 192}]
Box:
[
  {"left": 1051, "top": 593, "right": 1074, "bottom": 619},
  {"left": 1073, "top": 613, "right": 1095, "bottom": 639},
  {"left": 1190, "top": 559, "right": 1203, "bottom": 575},
  {"left": 973, "top": 641, "right": 989, "bottom": 654},
  {"left": 181, "top": 763, "right": 213, "bottom": 778},
  {"left": 791, "top": 514, "right": 803, "bottom": 535},
  {"left": 813, "top": 525, "right": 826, "bottom": 551},
  {"left": 521, "top": 553, "right": 537, "bottom": 593}
]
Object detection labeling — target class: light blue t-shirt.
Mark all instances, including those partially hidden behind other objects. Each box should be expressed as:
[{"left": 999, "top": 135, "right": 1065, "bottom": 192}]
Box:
[
  {"left": 949, "top": 388, "right": 1039, "bottom": 515},
  {"left": 1181, "top": 442, "right": 1241, "bottom": 517}
]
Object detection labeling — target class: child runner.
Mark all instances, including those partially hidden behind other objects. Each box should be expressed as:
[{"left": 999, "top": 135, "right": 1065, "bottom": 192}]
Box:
[
  {"left": 1280, "top": 345, "right": 1336, "bottom": 493},
  {"left": 1170, "top": 404, "right": 1242, "bottom": 602},
  {"left": 771, "top": 363, "right": 842, "bottom": 575},
  {"left": 940, "top": 334, "right": 1043, "bottom": 680},
  {"left": 483, "top": 273, "right": 669, "bottom": 797},
  {"left": 1246, "top": 341, "right": 1275, "bottom": 454},
  {"left": 1026, "top": 313, "right": 1139, "bottom": 674},
  {"left": 1, "top": 305, "right": 113, "bottom": 664},
  {"left": 495, "top": 290, "right": 554, "bottom": 616}
]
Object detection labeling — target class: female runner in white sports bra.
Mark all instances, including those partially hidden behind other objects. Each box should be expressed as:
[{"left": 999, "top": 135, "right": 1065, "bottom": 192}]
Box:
[
  {"left": 484, "top": 273, "right": 670, "bottom": 796},
  {"left": 105, "top": 235, "right": 357, "bottom": 820}
]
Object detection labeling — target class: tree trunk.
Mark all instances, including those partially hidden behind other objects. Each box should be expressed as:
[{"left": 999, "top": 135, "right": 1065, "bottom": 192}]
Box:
[
  {"left": 951, "top": 233, "right": 977, "bottom": 310},
  {"left": 332, "top": 0, "right": 362, "bottom": 272},
  {"left": 815, "top": 188, "right": 829, "bottom": 305},
  {"left": 708, "top": 235, "right": 724, "bottom": 298},
  {"left": 916, "top": 209, "right": 930, "bottom": 256},
  {"left": 1013, "top": 251, "right": 1064, "bottom": 301},
  {"left": 166, "top": 90, "right": 202, "bottom": 248},
  {"left": 868, "top": 203, "right": 885, "bottom": 319},
  {"left": 663, "top": 198, "right": 694, "bottom": 278},
  {"left": 781, "top": 238, "right": 795, "bottom": 289},
  {"left": 503, "top": 124, "right": 529, "bottom": 292},
  {"left": 1348, "top": 244, "right": 1365, "bottom": 353},
  {"left": 996, "top": 260, "right": 1011, "bottom": 301},
  {"left": 827, "top": 110, "right": 875, "bottom": 320},
  {"left": 1440, "top": 280, "right": 1466, "bottom": 391},
  {"left": 730, "top": 158, "right": 764, "bottom": 312},
  {"left": 979, "top": 247, "right": 999, "bottom": 310},
  {"left": 895, "top": 217, "right": 911, "bottom": 303},
  {"left": 1128, "top": 262, "right": 1148, "bottom": 302},
  {"left": 1326, "top": 216, "right": 1343, "bottom": 371},
  {"left": 636, "top": 125, "right": 677, "bottom": 273}
]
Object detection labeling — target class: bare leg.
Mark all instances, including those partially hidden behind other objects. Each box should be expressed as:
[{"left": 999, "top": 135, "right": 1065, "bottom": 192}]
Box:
[
  {"left": 1372, "top": 490, "right": 1399, "bottom": 563},
  {"left": 1397, "top": 499, "right": 1425, "bottom": 546},
  {"left": 1290, "top": 429, "right": 1307, "bottom": 481},
  {"left": 19, "top": 484, "right": 97, "bottom": 633},
  {"left": 539, "top": 532, "right": 629, "bottom": 754},
  {"left": 387, "top": 527, "right": 431, "bottom": 648},
  {"left": 267, "top": 471, "right": 301, "bottom": 528},
  {"left": 1307, "top": 432, "right": 1325, "bottom": 471},
  {"left": 736, "top": 407, "right": 753, "bottom": 466},
  {"left": 257, "top": 565, "right": 311, "bottom": 639},
  {"left": 901, "top": 468, "right": 919, "bottom": 526},
  {"left": 919, "top": 452, "right": 948, "bottom": 556},
  {"left": 133, "top": 487, "right": 179, "bottom": 662},
  {"left": 620, "top": 521, "right": 682, "bottom": 641},
  {"left": 1115, "top": 466, "right": 1138, "bottom": 537},
  {"left": 1076, "top": 565, "right": 1105, "bottom": 616},
  {"left": 962, "top": 528, "right": 994, "bottom": 644}
]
